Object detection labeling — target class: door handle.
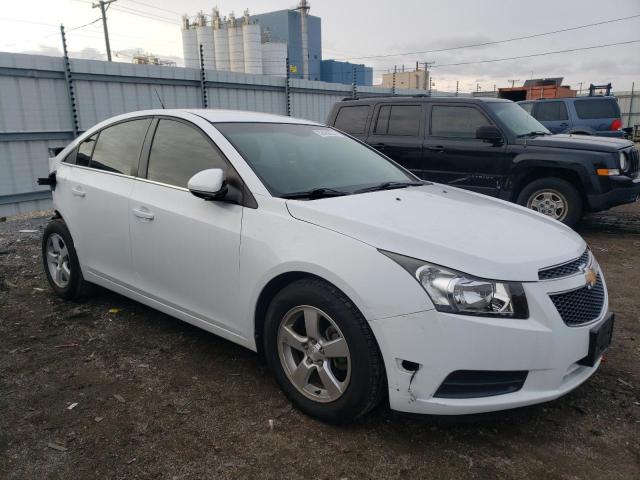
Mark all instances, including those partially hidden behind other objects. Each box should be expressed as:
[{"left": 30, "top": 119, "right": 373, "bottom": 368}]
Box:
[
  {"left": 71, "top": 186, "right": 86, "bottom": 198},
  {"left": 425, "top": 145, "right": 445, "bottom": 152},
  {"left": 371, "top": 143, "right": 386, "bottom": 150},
  {"left": 132, "top": 207, "right": 154, "bottom": 221}
]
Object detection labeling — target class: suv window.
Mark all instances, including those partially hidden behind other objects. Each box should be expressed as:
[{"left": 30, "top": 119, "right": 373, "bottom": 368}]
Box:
[
  {"left": 374, "top": 105, "right": 421, "bottom": 136},
  {"left": 430, "top": 105, "right": 491, "bottom": 138},
  {"left": 334, "top": 106, "right": 369, "bottom": 134},
  {"left": 574, "top": 98, "right": 619, "bottom": 119},
  {"left": 90, "top": 119, "right": 150, "bottom": 175},
  {"left": 534, "top": 101, "right": 568, "bottom": 121},
  {"left": 146, "top": 119, "right": 228, "bottom": 188},
  {"left": 76, "top": 135, "right": 97, "bottom": 167}
]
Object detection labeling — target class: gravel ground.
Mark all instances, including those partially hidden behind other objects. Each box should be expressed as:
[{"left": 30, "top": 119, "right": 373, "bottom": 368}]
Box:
[{"left": 1, "top": 205, "right": 639, "bottom": 479}]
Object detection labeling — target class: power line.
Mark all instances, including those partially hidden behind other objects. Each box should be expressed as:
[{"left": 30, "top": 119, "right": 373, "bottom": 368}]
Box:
[
  {"left": 430, "top": 39, "right": 640, "bottom": 68},
  {"left": 110, "top": 4, "right": 180, "bottom": 24},
  {"left": 120, "top": 0, "right": 183, "bottom": 17},
  {"left": 338, "top": 13, "right": 640, "bottom": 61}
]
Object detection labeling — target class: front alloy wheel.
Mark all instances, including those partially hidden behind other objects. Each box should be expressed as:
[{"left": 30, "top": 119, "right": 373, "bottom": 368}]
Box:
[
  {"left": 526, "top": 189, "right": 568, "bottom": 221},
  {"left": 277, "top": 306, "right": 351, "bottom": 402}
]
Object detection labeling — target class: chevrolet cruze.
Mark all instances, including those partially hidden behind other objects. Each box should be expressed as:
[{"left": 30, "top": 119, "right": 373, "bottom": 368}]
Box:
[{"left": 40, "top": 109, "right": 614, "bottom": 422}]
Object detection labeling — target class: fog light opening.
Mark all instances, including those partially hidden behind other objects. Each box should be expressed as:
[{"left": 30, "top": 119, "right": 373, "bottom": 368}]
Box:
[{"left": 400, "top": 359, "right": 421, "bottom": 372}]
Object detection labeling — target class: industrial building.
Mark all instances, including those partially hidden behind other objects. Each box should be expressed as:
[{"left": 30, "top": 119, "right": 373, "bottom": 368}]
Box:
[
  {"left": 181, "top": 2, "right": 373, "bottom": 85},
  {"left": 498, "top": 78, "right": 577, "bottom": 101},
  {"left": 381, "top": 68, "right": 429, "bottom": 90},
  {"left": 321, "top": 60, "right": 372, "bottom": 86}
]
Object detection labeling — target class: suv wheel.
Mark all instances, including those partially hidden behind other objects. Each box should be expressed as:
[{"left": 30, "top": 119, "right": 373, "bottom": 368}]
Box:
[
  {"left": 264, "top": 278, "right": 385, "bottom": 423},
  {"left": 517, "top": 177, "right": 582, "bottom": 227},
  {"left": 42, "top": 219, "right": 91, "bottom": 300}
]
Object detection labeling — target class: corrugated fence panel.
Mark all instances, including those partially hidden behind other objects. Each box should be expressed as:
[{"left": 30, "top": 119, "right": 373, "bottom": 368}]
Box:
[{"left": 0, "top": 51, "right": 464, "bottom": 215}]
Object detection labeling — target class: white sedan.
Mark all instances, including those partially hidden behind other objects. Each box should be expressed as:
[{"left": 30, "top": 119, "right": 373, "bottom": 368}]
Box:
[{"left": 40, "top": 109, "right": 614, "bottom": 422}]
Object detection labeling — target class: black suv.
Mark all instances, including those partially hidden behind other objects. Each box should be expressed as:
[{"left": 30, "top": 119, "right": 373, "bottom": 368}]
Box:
[{"left": 326, "top": 96, "right": 639, "bottom": 226}]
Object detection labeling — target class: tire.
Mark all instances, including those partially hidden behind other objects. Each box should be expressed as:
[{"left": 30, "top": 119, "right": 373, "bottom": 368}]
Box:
[
  {"left": 263, "top": 278, "right": 385, "bottom": 423},
  {"left": 516, "top": 177, "right": 583, "bottom": 227},
  {"left": 42, "top": 218, "right": 91, "bottom": 300}
]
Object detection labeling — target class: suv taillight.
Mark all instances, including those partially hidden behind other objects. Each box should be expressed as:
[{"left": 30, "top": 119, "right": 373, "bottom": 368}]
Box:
[{"left": 610, "top": 119, "right": 622, "bottom": 130}]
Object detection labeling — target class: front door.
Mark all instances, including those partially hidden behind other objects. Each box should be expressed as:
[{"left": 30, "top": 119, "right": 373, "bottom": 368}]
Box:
[
  {"left": 422, "top": 103, "right": 507, "bottom": 196},
  {"left": 365, "top": 103, "right": 424, "bottom": 173},
  {"left": 128, "top": 118, "right": 243, "bottom": 334}
]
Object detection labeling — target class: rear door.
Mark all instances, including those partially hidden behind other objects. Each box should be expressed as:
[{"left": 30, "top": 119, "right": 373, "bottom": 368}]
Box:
[
  {"left": 531, "top": 100, "right": 570, "bottom": 133},
  {"left": 128, "top": 117, "right": 244, "bottom": 334},
  {"left": 422, "top": 103, "right": 507, "bottom": 196},
  {"left": 58, "top": 118, "right": 151, "bottom": 283},
  {"left": 365, "top": 103, "right": 424, "bottom": 172}
]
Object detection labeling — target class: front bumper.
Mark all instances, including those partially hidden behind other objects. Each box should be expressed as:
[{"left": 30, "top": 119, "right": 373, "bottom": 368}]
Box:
[
  {"left": 370, "top": 272, "right": 610, "bottom": 415},
  {"left": 587, "top": 175, "right": 640, "bottom": 212}
]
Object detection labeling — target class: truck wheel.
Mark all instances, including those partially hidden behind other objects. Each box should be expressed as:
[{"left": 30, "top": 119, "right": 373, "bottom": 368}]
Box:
[
  {"left": 517, "top": 178, "right": 583, "bottom": 227},
  {"left": 42, "top": 219, "right": 91, "bottom": 300},
  {"left": 263, "top": 278, "right": 385, "bottom": 423}
]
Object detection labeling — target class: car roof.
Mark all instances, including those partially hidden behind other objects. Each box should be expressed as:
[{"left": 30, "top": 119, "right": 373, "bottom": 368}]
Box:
[
  {"left": 92, "top": 108, "right": 321, "bottom": 126},
  {"left": 519, "top": 96, "right": 617, "bottom": 103},
  {"left": 337, "top": 96, "right": 512, "bottom": 105}
]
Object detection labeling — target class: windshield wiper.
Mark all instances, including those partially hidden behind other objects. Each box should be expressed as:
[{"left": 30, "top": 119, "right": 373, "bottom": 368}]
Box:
[
  {"left": 517, "top": 131, "right": 549, "bottom": 138},
  {"left": 354, "top": 181, "right": 424, "bottom": 194},
  {"left": 281, "top": 187, "right": 349, "bottom": 199}
]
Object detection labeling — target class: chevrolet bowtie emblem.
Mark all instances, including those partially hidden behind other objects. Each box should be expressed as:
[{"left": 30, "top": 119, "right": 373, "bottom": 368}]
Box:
[{"left": 584, "top": 268, "right": 597, "bottom": 289}]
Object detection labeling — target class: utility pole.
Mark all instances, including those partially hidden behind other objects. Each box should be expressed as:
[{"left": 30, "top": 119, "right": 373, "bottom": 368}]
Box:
[
  {"left": 455, "top": 80, "right": 459, "bottom": 97},
  {"left": 508, "top": 79, "right": 520, "bottom": 88},
  {"left": 421, "top": 62, "right": 433, "bottom": 91},
  {"left": 577, "top": 82, "right": 583, "bottom": 95},
  {"left": 92, "top": 0, "right": 117, "bottom": 61}
]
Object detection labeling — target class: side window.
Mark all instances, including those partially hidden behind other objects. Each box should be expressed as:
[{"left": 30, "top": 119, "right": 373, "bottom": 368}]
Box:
[
  {"left": 534, "top": 101, "right": 568, "bottom": 121},
  {"left": 62, "top": 148, "right": 77, "bottom": 165},
  {"left": 333, "top": 106, "right": 369, "bottom": 134},
  {"left": 574, "top": 99, "right": 619, "bottom": 119},
  {"left": 90, "top": 119, "right": 150, "bottom": 175},
  {"left": 519, "top": 103, "right": 534, "bottom": 115},
  {"left": 374, "top": 105, "right": 421, "bottom": 136},
  {"left": 430, "top": 105, "right": 491, "bottom": 138},
  {"left": 146, "top": 119, "right": 228, "bottom": 188},
  {"left": 76, "top": 135, "right": 97, "bottom": 167}
]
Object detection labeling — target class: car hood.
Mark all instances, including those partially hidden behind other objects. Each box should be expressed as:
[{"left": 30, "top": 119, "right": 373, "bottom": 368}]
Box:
[
  {"left": 521, "top": 134, "right": 631, "bottom": 152},
  {"left": 286, "top": 184, "right": 585, "bottom": 281}
]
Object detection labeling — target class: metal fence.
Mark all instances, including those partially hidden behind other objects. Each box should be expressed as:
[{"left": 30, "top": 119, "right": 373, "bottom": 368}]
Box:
[
  {"left": 617, "top": 89, "right": 640, "bottom": 129},
  {"left": 0, "top": 52, "right": 435, "bottom": 216}
]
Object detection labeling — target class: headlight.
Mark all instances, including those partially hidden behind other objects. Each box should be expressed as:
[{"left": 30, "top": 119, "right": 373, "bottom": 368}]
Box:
[
  {"left": 619, "top": 152, "right": 628, "bottom": 171},
  {"left": 381, "top": 251, "right": 529, "bottom": 318}
]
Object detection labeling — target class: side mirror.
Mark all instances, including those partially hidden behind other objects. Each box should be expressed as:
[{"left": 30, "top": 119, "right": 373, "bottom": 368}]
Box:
[
  {"left": 187, "top": 168, "right": 227, "bottom": 201},
  {"left": 476, "top": 125, "right": 503, "bottom": 143}
]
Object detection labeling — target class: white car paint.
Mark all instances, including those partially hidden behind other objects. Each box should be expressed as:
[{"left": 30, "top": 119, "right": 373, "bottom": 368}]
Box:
[{"left": 49, "top": 109, "right": 610, "bottom": 415}]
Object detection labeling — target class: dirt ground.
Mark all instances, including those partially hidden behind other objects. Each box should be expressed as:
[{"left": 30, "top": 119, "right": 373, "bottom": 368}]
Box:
[{"left": 1, "top": 204, "right": 639, "bottom": 480}]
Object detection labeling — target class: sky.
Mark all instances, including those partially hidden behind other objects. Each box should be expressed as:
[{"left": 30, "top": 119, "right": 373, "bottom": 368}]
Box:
[{"left": 1, "top": 0, "right": 639, "bottom": 93}]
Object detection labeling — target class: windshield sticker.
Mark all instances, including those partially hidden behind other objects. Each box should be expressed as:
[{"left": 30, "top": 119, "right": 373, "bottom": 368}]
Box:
[{"left": 312, "top": 129, "right": 344, "bottom": 138}]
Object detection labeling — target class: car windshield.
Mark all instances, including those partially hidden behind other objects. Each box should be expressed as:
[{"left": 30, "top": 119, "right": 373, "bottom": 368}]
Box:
[
  {"left": 487, "top": 102, "right": 550, "bottom": 137},
  {"left": 214, "top": 122, "right": 418, "bottom": 198}
]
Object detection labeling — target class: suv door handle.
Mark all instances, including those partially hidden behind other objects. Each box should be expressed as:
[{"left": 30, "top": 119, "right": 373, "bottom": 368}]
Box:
[
  {"left": 425, "top": 145, "right": 445, "bottom": 152},
  {"left": 71, "top": 186, "right": 86, "bottom": 198},
  {"left": 371, "top": 143, "right": 386, "bottom": 150},
  {"left": 132, "top": 207, "right": 154, "bottom": 221}
]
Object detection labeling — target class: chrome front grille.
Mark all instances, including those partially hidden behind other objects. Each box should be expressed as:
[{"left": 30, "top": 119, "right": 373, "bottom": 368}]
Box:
[
  {"left": 538, "top": 249, "right": 590, "bottom": 280},
  {"left": 628, "top": 147, "right": 639, "bottom": 178},
  {"left": 549, "top": 275, "right": 605, "bottom": 326}
]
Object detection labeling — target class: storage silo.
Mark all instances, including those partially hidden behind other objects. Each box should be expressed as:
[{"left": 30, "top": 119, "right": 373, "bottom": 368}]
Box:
[
  {"left": 181, "top": 15, "right": 199, "bottom": 69},
  {"left": 212, "top": 8, "right": 230, "bottom": 71},
  {"left": 227, "top": 13, "right": 245, "bottom": 73},
  {"left": 242, "top": 10, "right": 262, "bottom": 75},
  {"left": 261, "top": 41, "right": 287, "bottom": 77},
  {"left": 195, "top": 12, "right": 215, "bottom": 70}
]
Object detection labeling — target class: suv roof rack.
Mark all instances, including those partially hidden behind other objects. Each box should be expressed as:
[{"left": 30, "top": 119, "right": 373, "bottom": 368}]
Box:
[{"left": 340, "top": 93, "right": 432, "bottom": 101}]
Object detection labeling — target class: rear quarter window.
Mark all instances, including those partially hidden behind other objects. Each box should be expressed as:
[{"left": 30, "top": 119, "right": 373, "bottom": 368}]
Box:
[
  {"left": 574, "top": 99, "right": 620, "bottom": 119},
  {"left": 333, "top": 106, "right": 370, "bottom": 134}
]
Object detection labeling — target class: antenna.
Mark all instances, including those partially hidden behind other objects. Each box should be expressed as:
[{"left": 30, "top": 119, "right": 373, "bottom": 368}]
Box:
[{"left": 154, "top": 88, "right": 165, "bottom": 109}]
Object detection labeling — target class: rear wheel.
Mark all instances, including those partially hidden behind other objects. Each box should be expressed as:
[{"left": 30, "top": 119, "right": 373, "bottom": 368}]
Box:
[
  {"left": 42, "top": 219, "right": 91, "bottom": 300},
  {"left": 516, "top": 177, "right": 583, "bottom": 227},
  {"left": 263, "top": 278, "right": 385, "bottom": 423}
]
